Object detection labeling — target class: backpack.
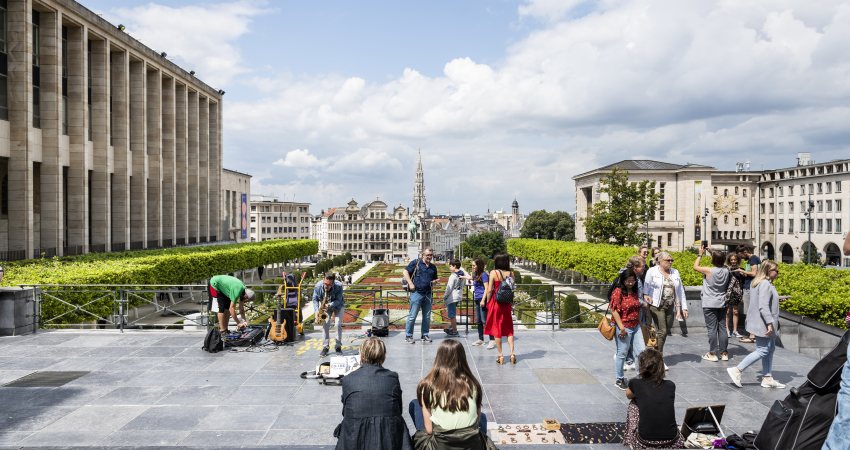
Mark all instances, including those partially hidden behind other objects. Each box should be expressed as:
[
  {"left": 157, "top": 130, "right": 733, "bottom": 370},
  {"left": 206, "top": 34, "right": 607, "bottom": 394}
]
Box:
[
  {"left": 495, "top": 271, "right": 515, "bottom": 304},
  {"left": 202, "top": 328, "right": 224, "bottom": 353},
  {"left": 724, "top": 271, "right": 743, "bottom": 306}
]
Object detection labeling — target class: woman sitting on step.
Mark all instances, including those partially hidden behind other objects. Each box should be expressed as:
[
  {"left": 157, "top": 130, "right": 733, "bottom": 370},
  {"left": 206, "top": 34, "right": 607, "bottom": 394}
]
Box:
[{"left": 624, "top": 348, "right": 684, "bottom": 449}]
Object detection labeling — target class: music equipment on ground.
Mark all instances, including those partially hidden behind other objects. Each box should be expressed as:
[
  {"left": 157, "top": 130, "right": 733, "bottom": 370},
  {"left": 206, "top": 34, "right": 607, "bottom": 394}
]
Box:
[
  {"left": 225, "top": 325, "right": 264, "bottom": 347},
  {"left": 371, "top": 303, "right": 390, "bottom": 337},
  {"left": 267, "top": 308, "right": 288, "bottom": 343}
]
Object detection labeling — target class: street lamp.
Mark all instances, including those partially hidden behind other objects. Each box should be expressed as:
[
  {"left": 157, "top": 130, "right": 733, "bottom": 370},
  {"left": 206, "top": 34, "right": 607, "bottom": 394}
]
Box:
[
  {"left": 704, "top": 207, "right": 709, "bottom": 245},
  {"left": 805, "top": 193, "right": 814, "bottom": 263}
]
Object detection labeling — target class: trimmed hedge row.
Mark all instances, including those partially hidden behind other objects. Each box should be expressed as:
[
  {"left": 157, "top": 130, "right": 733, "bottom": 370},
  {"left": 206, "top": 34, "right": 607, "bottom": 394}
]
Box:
[{"left": 508, "top": 239, "right": 850, "bottom": 328}]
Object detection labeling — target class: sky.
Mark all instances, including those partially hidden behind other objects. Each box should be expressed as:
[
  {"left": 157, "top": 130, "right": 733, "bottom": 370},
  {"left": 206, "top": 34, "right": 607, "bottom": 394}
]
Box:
[{"left": 84, "top": 0, "right": 850, "bottom": 215}]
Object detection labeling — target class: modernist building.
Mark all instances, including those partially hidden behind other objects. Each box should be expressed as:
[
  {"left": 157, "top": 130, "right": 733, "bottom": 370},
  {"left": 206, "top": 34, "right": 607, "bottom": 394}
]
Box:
[
  {"left": 221, "top": 168, "right": 251, "bottom": 243},
  {"left": 574, "top": 155, "right": 850, "bottom": 266},
  {"left": 0, "top": 0, "right": 223, "bottom": 259},
  {"left": 249, "top": 196, "right": 311, "bottom": 242}
]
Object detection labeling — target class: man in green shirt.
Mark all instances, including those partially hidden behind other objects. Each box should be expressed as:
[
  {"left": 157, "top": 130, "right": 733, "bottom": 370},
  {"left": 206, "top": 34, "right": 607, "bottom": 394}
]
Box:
[{"left": 210, "top": 275, "right": 255, "bottom": 333}]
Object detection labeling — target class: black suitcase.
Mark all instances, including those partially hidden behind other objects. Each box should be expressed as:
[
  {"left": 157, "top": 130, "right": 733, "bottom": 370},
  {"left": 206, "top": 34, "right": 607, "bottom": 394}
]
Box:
[
  {"left": 754, "top": 330, "right": 849, "bottom": 450},
  {"left": 277, "top": 308, "right": 297, "bottom": 342}
]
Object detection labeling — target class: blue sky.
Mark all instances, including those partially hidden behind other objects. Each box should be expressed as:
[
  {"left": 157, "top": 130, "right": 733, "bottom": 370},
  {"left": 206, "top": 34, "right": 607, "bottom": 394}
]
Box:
[{"left": 85, "top": 0, "right": 850, "bottom": 215}]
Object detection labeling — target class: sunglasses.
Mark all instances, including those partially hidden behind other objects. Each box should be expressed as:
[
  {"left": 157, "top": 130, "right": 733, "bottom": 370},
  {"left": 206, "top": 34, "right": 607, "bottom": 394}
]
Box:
[{"left": 664, "top": 259, "right": 674, "bottom": 262}]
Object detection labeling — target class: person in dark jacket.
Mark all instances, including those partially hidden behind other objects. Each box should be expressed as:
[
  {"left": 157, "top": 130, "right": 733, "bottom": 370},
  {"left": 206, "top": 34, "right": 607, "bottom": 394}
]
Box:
[{"left": 334, "top": 337, "right": 412, "bottom": 450}]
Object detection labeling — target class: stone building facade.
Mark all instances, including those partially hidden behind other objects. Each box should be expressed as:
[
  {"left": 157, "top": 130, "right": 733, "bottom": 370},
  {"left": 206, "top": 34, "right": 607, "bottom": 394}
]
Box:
[
  {"left": 325, "top": 199, "right": 413, "bottom": 262},
  {"left": 249, "top": 196, "right": 311, "bottom": 242},
  {"left": 220, "top": 169, "right": 250, "bottom": 242},
  {"left": 0, "top": 0, "right": 223, "bottom": 259}
]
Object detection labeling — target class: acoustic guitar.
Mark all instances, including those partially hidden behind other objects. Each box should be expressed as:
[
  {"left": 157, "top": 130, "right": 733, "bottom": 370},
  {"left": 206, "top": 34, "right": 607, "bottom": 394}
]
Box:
[{"left": 268, "top": 309, "right": 288, "bottom": 343}]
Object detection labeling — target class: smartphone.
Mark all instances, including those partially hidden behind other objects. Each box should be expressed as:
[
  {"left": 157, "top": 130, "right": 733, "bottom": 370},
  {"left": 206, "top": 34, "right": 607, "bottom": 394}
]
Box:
[{"left": 701, "top": 240, "right": 708, "bottom": 249}]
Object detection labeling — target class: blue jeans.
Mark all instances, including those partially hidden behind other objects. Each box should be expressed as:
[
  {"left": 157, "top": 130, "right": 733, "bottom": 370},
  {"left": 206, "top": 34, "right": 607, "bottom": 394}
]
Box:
[
  {"left": 406, "top": 291, "right": 432, "bottom": 338},
  {"left": 446, "top": 301, "right": 457, "bottom": 319},
  {"left": 823, "top": 339, "right": 850, "bottom": 449},
  {"left": 737, "top": 334, "right": 776, "bottom": 376},
  {"left": 474, "top": 297, "right": 491, "bottom": 341},
  {"left": 615, "top": 324, "right": 646, "bottom": 380},
  {"left": 409, "top": 399, "right": 487, "bottom": 435}
]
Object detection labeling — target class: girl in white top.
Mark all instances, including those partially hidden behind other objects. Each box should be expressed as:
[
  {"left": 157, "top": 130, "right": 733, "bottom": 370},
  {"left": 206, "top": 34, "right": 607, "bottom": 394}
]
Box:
[{"left": 642, "top": 251, "right": 688, "bottom": 358}]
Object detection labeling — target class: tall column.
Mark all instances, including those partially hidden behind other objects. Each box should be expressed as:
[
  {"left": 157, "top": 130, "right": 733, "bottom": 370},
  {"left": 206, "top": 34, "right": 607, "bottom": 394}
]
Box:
[
  {"left": 145, "top": 67, "right": 161, "bottom": 248},
  {"left": 198, "top": 96, "right": 209, "bottom": 242},
  {"left": 161, "top": 76, "right": 175, "bottom": 246},
  {"left": 174, "top": 83, "right": 187, "bottom": 245},
  {"left": 110, "top": 49, "right": 130, "bottom": 250},
  {"left": 208, "top": 100, "right": 220, "bottom": 241},
  {"left": 89, "top": 38, "right": 109, "bottom": 252},
  {"left": 7, "top": 0, "right": 34, "bottom": 258},
  {"left": 187, "top": 90, "right": 198, "bottom": 243},
  {"left": 65, "top": 25, "right": 88, "bottom": 255},
  {"left": 128, "top": 59, "right": 146, "bottom": 248},
  {"left": 38, "top": 9, "right": 61, "bottom": 257}
]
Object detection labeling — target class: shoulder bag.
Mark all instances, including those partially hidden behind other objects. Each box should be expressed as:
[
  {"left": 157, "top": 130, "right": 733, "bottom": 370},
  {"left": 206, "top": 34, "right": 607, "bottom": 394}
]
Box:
[{"left": 598, "top": 300, "right": 615, "bottom": 341}]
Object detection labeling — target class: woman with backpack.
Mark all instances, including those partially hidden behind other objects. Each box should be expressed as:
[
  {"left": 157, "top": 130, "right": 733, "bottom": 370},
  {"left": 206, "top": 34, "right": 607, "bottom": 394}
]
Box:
[
  {"left": 481, "top": 253, "right": 516, "bottom": 365},
  {"left": 693, "top": 248, "right": 731, "bottom": 362}
]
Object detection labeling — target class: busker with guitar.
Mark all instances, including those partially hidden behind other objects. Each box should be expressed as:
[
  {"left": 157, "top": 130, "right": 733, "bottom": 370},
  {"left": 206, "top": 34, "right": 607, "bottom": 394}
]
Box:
[
  {"left": 209, "top": 274, "right": 255, "bottom": 334},
  {"left": 312, "top": 272, "right": 345, "bottom": 357}
]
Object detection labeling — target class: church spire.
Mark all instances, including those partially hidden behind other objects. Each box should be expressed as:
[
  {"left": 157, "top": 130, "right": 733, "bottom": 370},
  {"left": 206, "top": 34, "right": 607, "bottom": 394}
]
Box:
[{"left": 412, "top": 149, "right": 427, "bottom": 217}]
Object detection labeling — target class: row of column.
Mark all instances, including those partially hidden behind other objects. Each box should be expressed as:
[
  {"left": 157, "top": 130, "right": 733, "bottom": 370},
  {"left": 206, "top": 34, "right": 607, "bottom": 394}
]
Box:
[{"left": 5, "top": 2, "right": 222, "bottom": 258}]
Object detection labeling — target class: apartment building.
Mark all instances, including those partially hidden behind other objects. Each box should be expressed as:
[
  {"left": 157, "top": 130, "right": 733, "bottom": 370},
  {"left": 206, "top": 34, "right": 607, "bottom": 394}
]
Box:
[{"left": 249, "top": 196, "right": 311, "bottom": 242}]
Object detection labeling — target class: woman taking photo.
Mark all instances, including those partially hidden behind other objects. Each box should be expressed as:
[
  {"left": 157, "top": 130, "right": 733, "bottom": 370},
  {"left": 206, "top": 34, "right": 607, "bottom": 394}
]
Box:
[
  {"left": 610, "top": 268, "right": 646, "bottom": 390},
  {"left": 482, "top": 253, "right": 516, "bottom": 364},
  {"left": 643, "top": 251, "right": 687, "bottom": 365},
  {"left": 727, "top": 260, "right": 785, "bottom": 389},
  {"left": 471, "top": 259, "right": 493, "bottom": 347},
  {"left": 335, "top": 337, "right": 412, "bottom": 450},
  {"left": 624, "top": 348, "right": 684, "bottom": 448},
  {"left": 409, "top": 339, "right": 494, "bottom": 449},
  {"left": 692, "top": 248, "right": 730, "bottom": 362}
]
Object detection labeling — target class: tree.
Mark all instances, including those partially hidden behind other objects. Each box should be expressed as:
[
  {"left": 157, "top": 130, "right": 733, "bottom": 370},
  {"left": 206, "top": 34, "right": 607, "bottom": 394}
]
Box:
[
  {"left": 458, "top": 231, "right": 507, "bottom": 259},
  {"left": 583, "top": 168, "right": 660, "bottom": 246},
  {"left": 520, "top": 210, "right": 575, "bottom": 241}
]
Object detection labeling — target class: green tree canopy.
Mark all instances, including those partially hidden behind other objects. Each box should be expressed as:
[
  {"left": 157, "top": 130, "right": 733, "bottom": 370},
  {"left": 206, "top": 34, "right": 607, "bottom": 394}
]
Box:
[
  {"left": 583, "top": 168, "right": 659, "bottom": 246},
  {"left": 520, "top": 210, "right": 575, "bottom": 241},
  {"left": 458, "top": 231, "right": 507, "bottom": 259}
]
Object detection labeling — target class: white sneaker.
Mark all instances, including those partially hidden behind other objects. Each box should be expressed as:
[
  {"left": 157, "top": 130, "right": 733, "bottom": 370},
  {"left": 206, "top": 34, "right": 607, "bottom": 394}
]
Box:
[
  {"left": 727, "top": 367, "right": 742, "bottom": 388},
  {"left": 473, "top": 340, "right": 484, "bottom": 346},
  {"left": 623, "top": 362, "right": 636, "bottom": 371},
  {"left": 761, "top": 377, "right": 786, "bottom": 389},
  {"left": 664, "top": 364, "right": 669, "bottom": 371},
  {"left": 486, "top": 341, "right": 496, "bottom": 350}
]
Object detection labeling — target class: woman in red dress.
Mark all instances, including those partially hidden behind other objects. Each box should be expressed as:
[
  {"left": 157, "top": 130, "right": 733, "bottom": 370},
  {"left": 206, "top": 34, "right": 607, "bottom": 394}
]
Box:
[{"left": 481, "top": 254, "right": 516, "bottom": 365}]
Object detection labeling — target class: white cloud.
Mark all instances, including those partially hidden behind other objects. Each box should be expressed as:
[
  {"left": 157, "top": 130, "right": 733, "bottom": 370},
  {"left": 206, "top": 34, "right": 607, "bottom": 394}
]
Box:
[
  {"left": 225, "top": 0, "right": 850, "bottom": 213},
  {"left": 273, "top": 149, "right": 321, "bottom": 169},
  {"left": 108, "top": 1, "right": 267, "bottom": 87}
]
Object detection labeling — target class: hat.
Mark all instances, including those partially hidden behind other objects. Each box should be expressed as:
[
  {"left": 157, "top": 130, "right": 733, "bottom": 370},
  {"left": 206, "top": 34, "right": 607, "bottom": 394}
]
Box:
[{"left": 244, "top": 288, "right": 255, "bottom": 300}]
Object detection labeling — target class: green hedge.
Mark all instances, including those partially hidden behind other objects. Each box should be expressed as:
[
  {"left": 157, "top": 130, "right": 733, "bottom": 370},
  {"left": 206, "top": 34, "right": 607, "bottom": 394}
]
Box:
[{"left": 509, "top": 239, "right": 850, "bottom": 328}]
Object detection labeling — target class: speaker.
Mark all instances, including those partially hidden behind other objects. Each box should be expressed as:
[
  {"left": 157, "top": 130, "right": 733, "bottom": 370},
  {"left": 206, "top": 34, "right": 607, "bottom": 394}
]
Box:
[{"left": 275, "top": 308, "right": 297, "bottom": 342}]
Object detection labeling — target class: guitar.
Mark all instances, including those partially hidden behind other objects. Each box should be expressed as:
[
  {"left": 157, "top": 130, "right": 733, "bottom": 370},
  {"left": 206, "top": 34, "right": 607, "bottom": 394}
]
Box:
[{"left": 268, "top": 309, "right": 288, "bottom": 343}]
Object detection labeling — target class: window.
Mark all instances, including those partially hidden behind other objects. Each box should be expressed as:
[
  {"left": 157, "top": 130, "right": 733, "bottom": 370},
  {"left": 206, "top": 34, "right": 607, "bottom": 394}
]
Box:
[
  {"left": 788, "top": 186, "right": 793, "bottom": 196},
  {"left": 778, "top": 186, "right": 783, "bottom": 197},
  {"left": 779, "top": 203, "right": 784, "bottom": 214},
  {"left": 32, "top": 11, "right": 40, "bottom": 128},
  {"left": 827, "top": 182, "right": 832, "bottom": 194},
  {"left": 658, "top": 183, "right": 666, "bottom": 221},
  {"left": 801, "top": 219, "right": 807, "bottom": 232},
  {"left": 788, "top": 219, "right": 793, "bottom": 234},
  {"left": 734, "top": 217, "right": 739, "bottom": 226},
  {"left": 713, "top": 186, "right": 717, "bottom": 195},
  {"left": 769, "top": 203, "right": 774, "bottom": 214},
  {"left": 789, "top": 202, "right": 794, "bottom": 212},
  {"left": 742, "top": 188, "right": 747, "bottom": 197},
  {"left": 817, "top": 219, "right": 823, "bottom": 233},
  {"left": 724, "top": 215, "right": 729, "bottom": 224},
  {"left": 734, "top": 186, "right": 739, "bottom": 195},
  {"left": 778, "top": 220, "right": 783, "bottom": 233},
  {"left": 816, "top": 183, "right": 822, "bottom": 194},
  {"left": 837, "top": 219, "right": 842, "bottom": 233},
  {"left": 667, "top": 233, "right": 672, "bottom": 247},
  {"left": 769, "top": 187, "right": 774, "bottom": 198},
  {"left": 800, "top": 184, "right": 805, "bottom": 194},
  {"left": 712, "top": 217, "right": 717, "bottom": 226},
  {"left": 769, "top": 219, "right": 774, "bottom": 233},
  {"left": 724, "top": 188, "right": 729, "bottom": 196},
  {"left": 826, "top": 219, "right": 832, "bottom": 233},
  {"left": 0, "top": 0, "right": 7, "bottom": 120},
  {"left": 743, "top": 215, "right": 747, "bottom": 224},
  {"left": 837, "top": 200, "right": 842, "bottom": 212},
  {"left": 809, "top": 183, "right": 814, "bottom": 194},
  {"left": 760, "top": 203, "right": 765, "bottom": 214},
  {"left": 827, "top": 200, "right": 833, "bottom": 212},
  {"left": 761, "top": 219, "right": 765, "bottom": 231},
  {"left": 837, "top": 181, "right": 842, "bottom": 193}
]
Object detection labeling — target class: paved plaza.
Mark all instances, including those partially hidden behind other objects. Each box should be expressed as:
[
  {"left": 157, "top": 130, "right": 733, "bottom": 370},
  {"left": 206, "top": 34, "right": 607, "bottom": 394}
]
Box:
[{"left": 0, "top": 327, "right": 816, "bottom": 449}]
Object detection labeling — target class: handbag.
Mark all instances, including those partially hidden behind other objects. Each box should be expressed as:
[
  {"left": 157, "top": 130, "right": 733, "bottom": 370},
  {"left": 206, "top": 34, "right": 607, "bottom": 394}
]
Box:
[
  {"left": 642, "top": 321, "right": 658, "bottom": 348},
  {"left": 598, "top": 302, "right": 615, "bottom": 340}
]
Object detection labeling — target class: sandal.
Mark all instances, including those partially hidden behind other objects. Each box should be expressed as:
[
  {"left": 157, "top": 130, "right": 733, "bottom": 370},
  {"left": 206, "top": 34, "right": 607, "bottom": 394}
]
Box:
[
  {"left": 497, "top": 355, "right": 504, "bottom": 365},
  {"left": 739, "top": 337, "right": 755, "bottom": 343},
  {"left": 510, "top": 354, "right": 517, "bottom": 364}
]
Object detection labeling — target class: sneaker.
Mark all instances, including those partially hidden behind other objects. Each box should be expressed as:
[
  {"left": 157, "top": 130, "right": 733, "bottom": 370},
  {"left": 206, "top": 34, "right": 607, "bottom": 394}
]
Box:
[
  {"left": 664, "top": 364, "right": 669, "bottom": 371},
  {"left": 727, "top": 367, "right": 742, "bottom": 387},
  {"left": 720, "top": 352, "right": 729, "bottom": 361},
  {"left": 623, "top": 362, "right": 636, "bottom": 371},
  {"left": 335, "top": 344, "right": 343, "bottom": 354},
  {"left": 320, "top": 347, "right": 329, "bottom": 357},
  {"left": 446, "top": 329, "right": 460, "bottom": 337},
  {"left": 473, "top": 340, "right": 485, "bottom": 346},
  {"left": 702, "top": 352, "right": 719, "bottom": 362},
  {"left": 739, "top": 336, "right": 755, "bottom": 343},
  {"left": 406, "top": 336, "right": 415, "bottom": 344},
  {"left": 761, "top": 377, "right": 786, "bottom": 389},
  {"left": 422, "top": 335, "right": 432, "bottom": 343},
  {"left": 615, "top": 378, "right": 628, "bottom": 391},
  {"left": 731, "top": 331, "right": 742, "bottom": 338},
  {"left": 486, "top": 341, "right": 496, "bottom": 350}
]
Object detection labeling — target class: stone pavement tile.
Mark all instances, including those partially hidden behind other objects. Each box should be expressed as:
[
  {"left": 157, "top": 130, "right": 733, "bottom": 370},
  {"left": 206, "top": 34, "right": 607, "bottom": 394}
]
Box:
[
  {"left": 560, "top": 402, "right": 627, "bottom": 423},
  {"left": 0, "top": 357, "right": 60, "bottom": 371},
  {"left": 153, "top": 356, "right": 217, "bottom": 371},
  {"left": 105, "top": 356, "right": 173, "bottom": 372},
  {"left": 483, "top": 384, "right": 552, "bottom": 405},
  {"left": 30, "top": 385, "right": 111, "bottom": 408},
  {"left": 123, "top": 369, "right": 198, "bottom": 387},
  {"left": 64, "top": 370, "right": 137, "bottom": 386},
  {"left": 56, "top": 335, "right": 122, "bottom": 348},
  {"left": 0, "top": 369, "right": 35, "bottom": 385},
  {"left": 0, "top": 431, "right": 33, "bottom": 446},
  {"left": 521, "top": 351, "right": 583, "bottom": 369},
  {"left": 152, "top": 335, "right": 206, "bottom": 347},
  {"left": 181, "top": 371, "right": 254, "bottom": 387},
  {"left": 0, "top": 344, "right": 90, "bottom": 358},
  {"left": 487, "top": 401, "right": 567, "bottom": 424},
  {"left": 156, "top": 386, "right": 234, "bottom": 406},
  {"left": 92, "top": 386, "right": 174, "bottom": 405},
  {"left": 677, "top": 383, "right": 752, "bottom": 404},
  {"left": 120, "top": 405, "right": 216, "bottom": 431},
  {"left": 130, "top": 346, "right": 189, "bottom": 358},
  {"left": 269, "top": 408, "right": 343, "bottom": 430},
  {"left": 19, "top": 430, "right": 106, "bottom": 447},
  {"left": 663, "top": 367, "right": 726, "bottom": 384},
  {"left": 244, "top": 369, "right": 310, "bottom": 386},
  {"left": 39, "top": 405, "right": 147, "bottom": 433},
  {"left": 546, "top": 383, "right": 622, "bottom": 405},
  {"left": 0, "top": 406, "right": 77, "bottom": 432},
  {"left": 0, "top": 387, "right": 56, "bottom": 412},
  {"left": 102, "top": 429, "right": 191, "bottom": 446},
  {"left": 732, "top": 385, "right": 794, "bottom": 407},
  {"left": 226, "top": 385, "right": 301, "bottom": 405},
  {"left": 195, "top": 406, "right": 282, "bottom": 431},
  {"left": 287, "top": 384, "right": 343, "bottom": 406},
  {"left": 44, "top": 356, "right": 119, "bottom": 371},
  {"left": 79, "top": 346, "right": 140, "bottom": 358},
  {"left": 475, "top": 367, "right": 540, "bottom": 385},
  {"left": 533, "top": 368, "right": 598, "bottom": 385},
  {"left": 179, "top": 430, "right": 266, "bottom": 447},
  {"left": 12, "top": 334, "right": 71, "bottom": 346},
  {"left": 260, "top": 429, "right": 337, "bottom": 446}
]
